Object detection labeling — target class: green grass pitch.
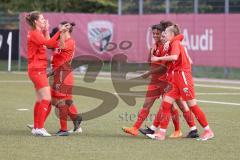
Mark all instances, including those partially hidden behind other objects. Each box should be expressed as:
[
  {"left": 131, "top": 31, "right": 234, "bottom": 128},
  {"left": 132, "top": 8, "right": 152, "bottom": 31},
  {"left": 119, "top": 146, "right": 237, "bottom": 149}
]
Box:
[{"left": 0, "top": 72, "right": 240, "bottom": 160}]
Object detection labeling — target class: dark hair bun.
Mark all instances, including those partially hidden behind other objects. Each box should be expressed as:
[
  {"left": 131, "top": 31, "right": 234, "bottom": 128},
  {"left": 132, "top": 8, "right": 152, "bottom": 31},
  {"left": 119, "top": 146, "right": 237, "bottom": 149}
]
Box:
[
  {"left": 60, "top": 21, "right": 75, "bottom": 27},
  {"left": 50, "top": 27, "right": 59, "bottom": 38},
  {"left": 70, "top": 22, "right": 76, "bottom": 26}
]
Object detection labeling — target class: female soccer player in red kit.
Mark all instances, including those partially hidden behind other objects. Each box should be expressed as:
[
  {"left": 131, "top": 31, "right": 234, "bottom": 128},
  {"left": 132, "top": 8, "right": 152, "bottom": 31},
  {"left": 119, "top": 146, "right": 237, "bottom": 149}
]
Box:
[
  {"left": 148, "top": 24, "right": 214, "bottom": 141},
  {"left": 25, "top": 11, "right": 67, "bottom": 136},
  {"left": 122, "top": 22, "right": 187, "bottom": 138},
  {"left": 141, "top": 33, "right": 199, "bottom": 139},
  {"left": 49, "top": 22, "right": 82, "bottom": 136}
]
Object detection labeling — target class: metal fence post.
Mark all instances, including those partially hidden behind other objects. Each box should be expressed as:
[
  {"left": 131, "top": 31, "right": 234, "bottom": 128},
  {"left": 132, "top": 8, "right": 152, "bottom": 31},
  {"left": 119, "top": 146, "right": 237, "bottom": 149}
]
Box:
[
  {"left": 118, "top": 0, "right": 122, "bottom": 15},
  {"left": 139, "top": 0, "right": 143, "bottom": 15},
  {"left": 194, "top": 0, "right": 198, "bottom": 13},
  {"left": 18, "top": 15, "right": 21, "bottom": 71},
  {"left": 225, "top": 0, "right": 229, "bottom": 14},
  {"left": 224, "top": 0, "right": 229, "bottom": 78},
  {"left": 166, "top": 0, "right": 170, "bottom": 14}
]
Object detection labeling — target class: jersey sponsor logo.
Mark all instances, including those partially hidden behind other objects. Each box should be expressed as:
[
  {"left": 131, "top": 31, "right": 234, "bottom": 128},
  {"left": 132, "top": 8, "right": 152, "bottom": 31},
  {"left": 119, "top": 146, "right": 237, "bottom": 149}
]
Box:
[{"left": 88, "top": 20, "right": 113, "bottom": 54}]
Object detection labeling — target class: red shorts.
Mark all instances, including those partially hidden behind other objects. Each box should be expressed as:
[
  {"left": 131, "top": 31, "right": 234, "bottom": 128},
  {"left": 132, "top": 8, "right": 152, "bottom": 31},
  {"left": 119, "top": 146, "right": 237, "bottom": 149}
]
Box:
[
  {"left": 51, "top": 70, "right": 73, "bottom": 100},
  {"left": 146, "top": 77, "right": 170, "bottom": 99},
  {"left": 165, "top": 71, "right": 195, "bottom": 101},
  {"left": 28, "top": 69, "right": 49, "bottom": 90}
]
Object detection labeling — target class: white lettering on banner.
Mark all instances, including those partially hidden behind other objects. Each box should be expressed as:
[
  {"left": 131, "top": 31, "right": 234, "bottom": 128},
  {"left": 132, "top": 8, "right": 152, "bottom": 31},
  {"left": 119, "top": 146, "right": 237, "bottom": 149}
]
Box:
[
  {"left": 182, "top": 29, "right": 213, "bottom": 51},
  {"left": 146, "top": 28, "right": 213, "bottom": 52}
]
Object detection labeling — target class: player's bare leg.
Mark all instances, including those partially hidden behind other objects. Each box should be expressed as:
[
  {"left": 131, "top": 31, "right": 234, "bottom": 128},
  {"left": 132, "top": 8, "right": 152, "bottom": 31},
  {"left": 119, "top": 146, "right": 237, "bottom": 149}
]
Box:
[
  {"left": 169, "top": 103, "right": 183, "bottom": 138},
  {"left": 146, "top": 96, "right": 175, "bottom": 140},
  {"left": 122, "top": 97, "right": 156, "bottom": 136}
]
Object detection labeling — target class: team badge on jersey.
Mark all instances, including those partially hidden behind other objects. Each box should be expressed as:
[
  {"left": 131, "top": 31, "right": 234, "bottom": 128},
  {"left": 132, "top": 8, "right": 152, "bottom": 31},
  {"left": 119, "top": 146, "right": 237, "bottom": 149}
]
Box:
[
  {"left": 88, "top": 20, "right": 113, "bottom": 54},
  {"left": 183, "top": 87, "right": 189, "bottom": 93}
]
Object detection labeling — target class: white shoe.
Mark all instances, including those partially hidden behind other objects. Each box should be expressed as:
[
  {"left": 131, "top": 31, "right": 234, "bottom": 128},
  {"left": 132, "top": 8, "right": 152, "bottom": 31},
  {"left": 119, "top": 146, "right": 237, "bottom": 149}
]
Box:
[
  {"left": 35, "top": 128, "right": 52, "bottom": 137},
  {"left": 27, "top": 124, "right": 34, "bottom": 130},
  {"left": 146, "top": 134, "right": 156, "bottom": 139},
  {"left": 147, "top": 131, "right": 166, "bottom": 140},
  {"left": 31, "top": 128, "right": 37, "bottom": 135},
  {"left": 69, "top": 127, "right": 83, "bottom": 133}
]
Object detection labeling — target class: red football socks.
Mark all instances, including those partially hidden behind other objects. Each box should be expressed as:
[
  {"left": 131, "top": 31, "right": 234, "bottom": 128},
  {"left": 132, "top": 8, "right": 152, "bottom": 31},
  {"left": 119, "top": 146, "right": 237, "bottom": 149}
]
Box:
[
  {"left": 159, "top": 101, "right": 172, "bottom": 129},
  {"left": 38, "top": 99, "right": 51, "bottom": 128},
  {"left": 152, "top": 108, "right": 163, "bottom": 128},
  {"left": 171, "top": 108, "right": 180, "bottom": 131},
  {"left": 190, "top": 105, "right": 208, "bottom": 128},
  {"left": 183, "top": 110, "right": 196, "bottom": 128},
  {"left": 33, "top": 102, "right": 40, "bottom": 129},
  {"left": 133, "top": 107, "right": 150, "bottom": 129},
  {"left": 68, "top": 104, "right": 78, "bottom": 121},
  {"left": 59, "top": 105, "right": 68, "bottom": 131}
]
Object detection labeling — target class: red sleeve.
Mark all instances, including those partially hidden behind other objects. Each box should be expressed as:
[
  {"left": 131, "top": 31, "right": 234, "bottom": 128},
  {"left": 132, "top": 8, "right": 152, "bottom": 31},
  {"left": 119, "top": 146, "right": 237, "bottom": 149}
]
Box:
[
  {"left": 170, "top": 40, "right": 181, "bottom": 56},
  {"left": 30, "top": 31, "right": 61, "bottom": 48},
  {"left": 62, "top": 40, "right": 75, "bottom": 53},
  {"left": 52, "top": 41, "right": 59, "bottom": 49}
]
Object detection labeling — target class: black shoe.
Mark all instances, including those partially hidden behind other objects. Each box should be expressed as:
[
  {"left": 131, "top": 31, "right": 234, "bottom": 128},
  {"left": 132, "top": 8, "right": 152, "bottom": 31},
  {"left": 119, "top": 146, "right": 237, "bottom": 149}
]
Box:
[
  {"left": 139, "top": 126, "right": 155, "bottom": 136},
  {"left": 73, "top": 114, "right": 82, "bottom": 132},
  {"left": 186, "top": 129, "right": 199, "bottom": 138},
  {"left": 56, "top": 130, "right": 69, "bottom": 136}
]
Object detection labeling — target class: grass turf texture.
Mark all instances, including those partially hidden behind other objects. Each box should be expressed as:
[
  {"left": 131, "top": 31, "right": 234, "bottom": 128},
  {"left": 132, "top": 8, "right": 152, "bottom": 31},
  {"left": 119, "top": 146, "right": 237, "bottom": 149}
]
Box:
[{"left": 0, "top": 72, "right": 240, "bottom": 160}]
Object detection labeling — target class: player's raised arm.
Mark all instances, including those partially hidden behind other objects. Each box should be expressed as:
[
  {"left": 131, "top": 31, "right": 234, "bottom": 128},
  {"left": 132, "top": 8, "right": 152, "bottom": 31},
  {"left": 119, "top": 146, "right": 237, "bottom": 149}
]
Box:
[
  {"left": 30, "top": 29, "right": 61, "bottom": 48},
  {"left": 42, "top": 20, "right": 50, "bottom": 40},
  {"left": 151, "top": 54, "right": 178, "bottom": 62}
]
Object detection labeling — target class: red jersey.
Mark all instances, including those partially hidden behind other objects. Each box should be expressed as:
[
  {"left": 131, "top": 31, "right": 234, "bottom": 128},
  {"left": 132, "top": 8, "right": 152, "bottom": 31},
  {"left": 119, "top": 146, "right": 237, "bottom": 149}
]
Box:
[
  {"left": 27, "top": 29, "right": 60, "bottom": 70},
  {"left": 150, "top": 43, "right": 168, "bottom": 81},
  {"left": 51, "top": 38, "right": 75, "bottom": 70},
  {"left": 168, "top": 34, "right": 191, "bottom": 72}
]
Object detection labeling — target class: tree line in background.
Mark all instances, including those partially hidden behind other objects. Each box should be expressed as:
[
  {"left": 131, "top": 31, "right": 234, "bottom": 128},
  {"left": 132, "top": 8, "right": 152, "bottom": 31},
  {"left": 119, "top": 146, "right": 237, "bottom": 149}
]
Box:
[
  {"left": 1, "top": 0, "right": 240, "bottom": 14},
  {"left": 1, "top": 0, "right": 240, "bottom": 29}
]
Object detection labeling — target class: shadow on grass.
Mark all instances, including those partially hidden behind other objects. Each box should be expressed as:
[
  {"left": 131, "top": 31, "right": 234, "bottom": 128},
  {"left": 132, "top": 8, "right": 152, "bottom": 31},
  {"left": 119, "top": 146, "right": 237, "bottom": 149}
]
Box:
[{"left": 74, "top": 131, "right": 150, "bottom": 140}]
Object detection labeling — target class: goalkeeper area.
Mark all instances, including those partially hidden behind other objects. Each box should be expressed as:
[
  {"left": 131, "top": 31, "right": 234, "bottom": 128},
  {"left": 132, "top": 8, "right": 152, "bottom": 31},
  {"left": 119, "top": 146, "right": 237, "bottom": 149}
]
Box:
[{"left": 0, "top": 71, "right": 240, "bottom": 160}]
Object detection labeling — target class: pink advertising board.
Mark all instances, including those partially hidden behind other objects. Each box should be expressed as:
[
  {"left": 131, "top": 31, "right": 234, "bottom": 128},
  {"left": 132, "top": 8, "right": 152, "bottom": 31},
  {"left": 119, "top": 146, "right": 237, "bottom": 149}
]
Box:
[{"left": 19, "top": 13, "right": 240, "bottom": 68}]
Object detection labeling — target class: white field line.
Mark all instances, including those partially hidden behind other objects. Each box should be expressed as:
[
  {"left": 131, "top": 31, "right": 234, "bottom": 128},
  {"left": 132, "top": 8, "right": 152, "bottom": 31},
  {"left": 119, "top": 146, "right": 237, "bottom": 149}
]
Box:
[
  {"left": 194, "top": 78, "right": 240, "bottom": 85},
  {"left": 196, "top": 92, "right": 240, "bottom": 95},
  {"left": 1, "top": 74, "right": 240, "bottom": 90},
  {"left": 0, "top": 80, "right": 30, "bottom": 83},
  {"left": 16, "top": 108, "right": 29, "bottom": 111},
  {"left": 113, "top": 92, "right": 240, "bottom": 106},
  {"left": 0, "top": 79, "right": 239, "bottom": 106},
  {"left": 195, "top": 84, "right": 240, "bottom": 90},
  {"left": 114, "top": 92, "right": 240, "bottom": 96},
  {"left": 2, "top": 71, "right": 240, "bottom": 83},
  {"left": 0, "top": 79, "right": 240, "bottom": 91},
  {"left": 197, "top": 100, "right": 240, "bottom": 106}
]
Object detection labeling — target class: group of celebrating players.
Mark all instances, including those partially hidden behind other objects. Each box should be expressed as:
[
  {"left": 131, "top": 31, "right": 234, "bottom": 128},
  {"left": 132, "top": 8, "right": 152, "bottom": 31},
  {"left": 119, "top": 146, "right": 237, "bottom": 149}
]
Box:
[
  {"left": 25, "top": 11, "right": 214, "bottom": 141},
  {"left": 122, "top": 20, "right": 214, "bottom": 141},
  {"left": 25, "top": 11, "right": 82, "bottom": 137}
]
